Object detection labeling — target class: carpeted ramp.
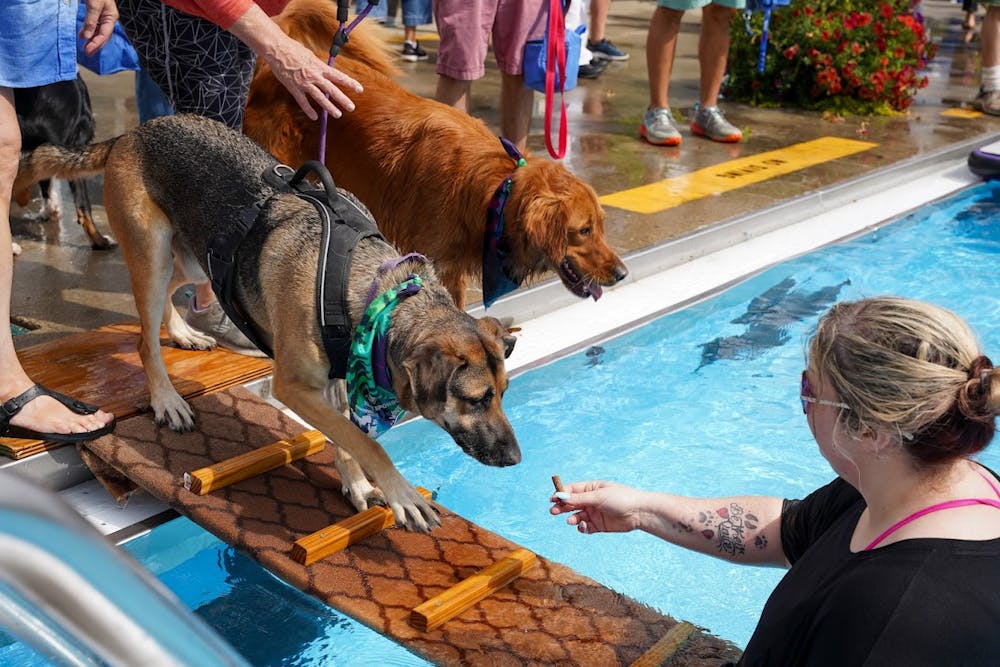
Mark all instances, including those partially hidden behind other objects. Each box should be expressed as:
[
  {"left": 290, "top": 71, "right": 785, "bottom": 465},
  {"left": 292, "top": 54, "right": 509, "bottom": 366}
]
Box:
[{"left": 82, "top": 387, "right": 741, "bottom": 666}]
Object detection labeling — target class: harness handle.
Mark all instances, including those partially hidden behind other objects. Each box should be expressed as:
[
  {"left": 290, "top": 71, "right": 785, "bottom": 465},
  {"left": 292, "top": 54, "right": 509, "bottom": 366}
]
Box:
[{"left": 289, "top": 160, "right": 340, "bottom": 208}]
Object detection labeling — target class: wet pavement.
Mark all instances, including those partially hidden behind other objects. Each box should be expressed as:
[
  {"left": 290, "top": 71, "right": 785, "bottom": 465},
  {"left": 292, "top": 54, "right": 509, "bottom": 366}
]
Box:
[{"left": 10, "top": 0, "right": 1000, "bottom": 347}]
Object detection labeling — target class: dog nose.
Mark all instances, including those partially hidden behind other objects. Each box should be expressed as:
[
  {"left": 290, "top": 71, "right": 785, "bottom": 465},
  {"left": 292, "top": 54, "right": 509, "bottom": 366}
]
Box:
[{"left": 613, "top": 263, "right": 629, "bottom": 284}]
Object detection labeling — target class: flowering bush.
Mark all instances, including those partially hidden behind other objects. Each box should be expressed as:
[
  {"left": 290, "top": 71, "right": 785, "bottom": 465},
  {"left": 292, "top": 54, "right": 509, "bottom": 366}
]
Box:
[{"left": 726, "top": 0, "right": 935, "bottom": 115}]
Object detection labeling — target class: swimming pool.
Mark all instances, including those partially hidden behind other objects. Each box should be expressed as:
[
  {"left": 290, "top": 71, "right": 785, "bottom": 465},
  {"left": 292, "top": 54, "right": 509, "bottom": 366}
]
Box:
[{"left": 3, "top": 179, "right": 999, "bottom": 664}]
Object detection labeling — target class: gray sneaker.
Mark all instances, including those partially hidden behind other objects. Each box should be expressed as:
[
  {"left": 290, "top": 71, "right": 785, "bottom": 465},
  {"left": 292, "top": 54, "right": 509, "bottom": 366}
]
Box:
[
  {"left": 973, "top": 88, "right": 1000, "bottom": 116},
  {"left": 690, "top": 104, "right": 743, "bottom": 143},
  {"left": 185, "top": 296, "right": 268, "bottom": 358},
  {"left": 640, "top": 107, "right": 682, "bottom": 146}
]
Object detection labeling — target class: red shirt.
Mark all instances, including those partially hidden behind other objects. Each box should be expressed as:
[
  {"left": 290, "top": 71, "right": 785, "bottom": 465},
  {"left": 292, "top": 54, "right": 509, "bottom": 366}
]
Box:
[{"left": 162, "top": 0, "right": 290, "bottom": 30}]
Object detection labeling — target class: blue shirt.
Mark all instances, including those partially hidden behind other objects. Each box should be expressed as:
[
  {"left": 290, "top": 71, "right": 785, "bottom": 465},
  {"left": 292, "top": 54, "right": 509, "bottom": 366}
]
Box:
[{"left": 0, "top": 0, "right": 79, "bottom": 88}]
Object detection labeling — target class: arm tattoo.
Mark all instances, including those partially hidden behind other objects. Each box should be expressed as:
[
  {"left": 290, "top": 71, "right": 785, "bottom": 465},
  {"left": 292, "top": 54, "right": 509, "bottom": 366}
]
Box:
[{"left": 697, "top": 503, "right": 756, "bottom": 556}]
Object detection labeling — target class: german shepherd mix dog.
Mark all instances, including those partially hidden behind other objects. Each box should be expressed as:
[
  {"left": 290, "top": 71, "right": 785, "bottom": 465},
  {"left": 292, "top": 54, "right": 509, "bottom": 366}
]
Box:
[
  {"left": 13, "top": 75, "right": 115, "bottom": 250},
  {"left": 244, "top": 0, "right": 628, "bottom": 309},
  {"left": 16, "top": 114, "right": 521, "bottom": 531}
]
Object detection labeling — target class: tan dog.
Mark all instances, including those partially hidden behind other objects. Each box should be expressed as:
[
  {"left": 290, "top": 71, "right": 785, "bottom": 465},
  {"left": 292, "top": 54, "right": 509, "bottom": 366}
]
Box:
[
  {"left": 244, "top": 0, "right": 629, "bottom": 309},
  {"left": 16, "top": 114, "right": 521, "bottom": 531}
]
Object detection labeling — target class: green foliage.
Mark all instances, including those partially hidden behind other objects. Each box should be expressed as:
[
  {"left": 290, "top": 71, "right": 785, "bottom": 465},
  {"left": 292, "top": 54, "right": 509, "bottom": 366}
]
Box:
[{"left": 726, "top": 0, "right": 935, "bottom": 115}]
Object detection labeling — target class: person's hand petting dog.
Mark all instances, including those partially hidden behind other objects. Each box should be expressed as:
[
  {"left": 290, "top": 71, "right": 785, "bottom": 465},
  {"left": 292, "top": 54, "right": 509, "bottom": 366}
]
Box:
[{"left": 228, "top": 4, "right": 362, "bottom": 121}]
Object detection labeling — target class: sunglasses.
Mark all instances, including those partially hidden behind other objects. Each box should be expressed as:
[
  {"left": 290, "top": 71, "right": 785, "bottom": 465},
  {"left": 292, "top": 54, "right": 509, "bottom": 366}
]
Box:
[{"left": 800, "top": 370, "right": 851, "bottom": 414}]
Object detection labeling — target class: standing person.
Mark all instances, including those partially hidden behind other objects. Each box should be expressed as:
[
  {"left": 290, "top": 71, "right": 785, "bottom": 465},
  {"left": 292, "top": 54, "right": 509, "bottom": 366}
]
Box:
[
  {"left": 117, "top": 0, "right": 363, "bottom": 355},
  {"left": 963, "top": 0, "right": 979, "bottom": 30},
  {"left": 400, "top": 0, "right": 433, "bottom": 62},
  {"left": 641, "top": 0, "right": 743, "bottom": 146},
  {"left": 567, "top": 0, "right": 608, "bottom": 79},
  {"left": 356, "top": 0, "right": 432, "bottom": 62},
  {"left": 587, "top": 0, "right": 629, "bottom": 61},
  {"left": 974, "top": 2, "right": 1000, "bottom": 115},
  {"left": 433, "top": 0, "right": 546, "bottom": 152},
  {"left": 550, "top": 296, "right": 1000, "bottom": 664},
  {"left": 0, "top": 0, "right": 118, "bottom": 442}
]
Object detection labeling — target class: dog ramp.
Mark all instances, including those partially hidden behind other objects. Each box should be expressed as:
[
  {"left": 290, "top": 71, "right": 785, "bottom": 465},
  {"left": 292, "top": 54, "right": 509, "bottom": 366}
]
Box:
[
  {"left": 1, "top": 322, "right": 272, "bottom": 459},
  {"left": 82, "top": 387, "right": 741, "bottom": 666}
]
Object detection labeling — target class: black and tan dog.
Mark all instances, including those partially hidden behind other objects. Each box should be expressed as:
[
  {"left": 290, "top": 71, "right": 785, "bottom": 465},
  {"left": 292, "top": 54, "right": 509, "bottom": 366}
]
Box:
[
  {"left": 15, "top": 114, "right": 521, "bottom": 531},
  {"left": 13, "top": 75, "right": 115, "bottom": 250}
]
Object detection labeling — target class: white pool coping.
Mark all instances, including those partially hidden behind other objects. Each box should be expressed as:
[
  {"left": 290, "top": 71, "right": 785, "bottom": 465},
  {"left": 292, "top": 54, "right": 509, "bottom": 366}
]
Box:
[{"left": 502, "top": 159, "right": 980, "bottom": 375}]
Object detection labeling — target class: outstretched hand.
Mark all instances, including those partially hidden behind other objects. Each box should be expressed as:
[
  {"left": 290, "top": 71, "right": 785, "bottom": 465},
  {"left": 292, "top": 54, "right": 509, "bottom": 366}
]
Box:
[
  {"left": 79, "top": 0, "right": 119, "bottom": 57},
  {"left": 549, "top": 480, "right": 646, "bottom": 535},
  {"left": 263, "top": 37, "right": 363, "bottom": 121}
]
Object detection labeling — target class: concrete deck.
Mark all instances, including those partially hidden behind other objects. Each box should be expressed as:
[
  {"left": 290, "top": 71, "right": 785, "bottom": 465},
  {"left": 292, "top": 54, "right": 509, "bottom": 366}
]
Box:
[{"left": 9, "top": 0, "right": 1000, "bottom": 349}]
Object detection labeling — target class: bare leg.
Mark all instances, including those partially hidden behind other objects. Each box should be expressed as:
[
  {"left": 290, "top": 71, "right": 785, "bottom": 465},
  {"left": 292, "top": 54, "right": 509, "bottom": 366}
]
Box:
[
  {"left": 404, "top": 25, "right": 417, "bottom": 43},
  {"left": 984, "top": 6, "right": 1000, "bottom": 69},
  {"left": 435, "top": 74, "right": 471, "bottom": 113},
  {"left": 698, "top": 4, "right": 736, "bottom": 108},
  {"left": 500, "top": 72, "right": 534, "bottom": 152},
  {"left": 589, "top": 0, "right": 609, "bottom": 42},
  {"left": 0, "top": 88, "right": 113, "bottom": 435},
  {"left": 647, "top": 6, "right": 683, "bottom": 108}
]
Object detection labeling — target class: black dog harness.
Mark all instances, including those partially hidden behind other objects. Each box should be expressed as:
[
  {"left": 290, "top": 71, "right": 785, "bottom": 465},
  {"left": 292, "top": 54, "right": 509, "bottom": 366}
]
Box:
[{"left": 207, "top": 161, "right": 383, "bottom": 379}]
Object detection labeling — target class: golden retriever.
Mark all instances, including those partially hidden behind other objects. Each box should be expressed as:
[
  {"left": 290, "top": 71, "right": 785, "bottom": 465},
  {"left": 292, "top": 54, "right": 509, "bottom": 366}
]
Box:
[{"left": 243, "top": 0, "right": 628, "bottom": 309}]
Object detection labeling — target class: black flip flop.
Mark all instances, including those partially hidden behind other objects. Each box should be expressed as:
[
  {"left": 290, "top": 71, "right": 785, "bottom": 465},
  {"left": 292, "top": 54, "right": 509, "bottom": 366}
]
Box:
[{"left": 0, "top": 384, "right": 116, "bottom": 443}]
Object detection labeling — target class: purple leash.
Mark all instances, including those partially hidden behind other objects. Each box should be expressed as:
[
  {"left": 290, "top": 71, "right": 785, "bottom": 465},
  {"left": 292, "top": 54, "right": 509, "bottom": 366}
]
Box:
[{"left": 318, "top": 1, "right": 377, "bottom": 164}]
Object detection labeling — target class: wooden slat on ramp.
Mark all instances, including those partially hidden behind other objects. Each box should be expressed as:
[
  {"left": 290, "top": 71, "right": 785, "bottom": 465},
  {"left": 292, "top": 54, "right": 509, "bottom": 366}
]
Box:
[
  {"left": 2, "top": 322, "right": 272, "bottom": 459},
  {"left": 81, "top": 387, "right": 742, "bottom": 666}
]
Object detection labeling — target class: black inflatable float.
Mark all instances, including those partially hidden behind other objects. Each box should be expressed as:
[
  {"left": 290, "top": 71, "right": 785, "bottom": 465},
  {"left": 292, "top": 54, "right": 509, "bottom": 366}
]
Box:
[{"left": 968, "top": 139, "right": 1000, "bottom": 180}]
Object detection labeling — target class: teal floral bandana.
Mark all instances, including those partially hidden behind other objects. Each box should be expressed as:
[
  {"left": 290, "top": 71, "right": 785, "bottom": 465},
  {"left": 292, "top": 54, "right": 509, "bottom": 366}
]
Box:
[{"left": 346, "top": 275, "right": 424, "bottom": 436}]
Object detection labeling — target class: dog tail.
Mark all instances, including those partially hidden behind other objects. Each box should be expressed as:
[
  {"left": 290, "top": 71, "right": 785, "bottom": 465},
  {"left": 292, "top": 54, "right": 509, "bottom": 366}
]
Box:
[{"left": 14, "top": 137, "right": 116, "bottom": 194}]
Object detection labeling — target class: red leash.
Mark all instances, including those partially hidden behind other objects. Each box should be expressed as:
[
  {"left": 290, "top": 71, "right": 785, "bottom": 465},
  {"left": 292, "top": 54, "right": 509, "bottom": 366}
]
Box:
[{"left": 543, "top": 0, "right": 569, "bottom": 159}]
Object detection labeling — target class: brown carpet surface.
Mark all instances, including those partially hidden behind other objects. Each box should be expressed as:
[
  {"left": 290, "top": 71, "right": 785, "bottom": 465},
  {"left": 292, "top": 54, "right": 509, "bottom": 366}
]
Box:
[{"left": 84, "top": 386, "right": 741, "bottom": 666}]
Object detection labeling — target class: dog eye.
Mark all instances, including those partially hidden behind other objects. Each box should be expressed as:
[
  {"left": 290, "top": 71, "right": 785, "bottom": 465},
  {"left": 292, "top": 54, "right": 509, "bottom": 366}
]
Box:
[
  {"left": 579, "top": 226, "right": 592, "bottom": 237},
  {"left": 468, "top": 389, "right": 494, "bottom": 407}
]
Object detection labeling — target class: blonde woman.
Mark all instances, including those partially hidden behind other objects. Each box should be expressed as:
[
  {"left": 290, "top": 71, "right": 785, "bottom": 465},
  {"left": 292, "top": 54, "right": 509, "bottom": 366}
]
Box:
[{"left": 551, "top": 297, "right": 1000, "bottom": 664}]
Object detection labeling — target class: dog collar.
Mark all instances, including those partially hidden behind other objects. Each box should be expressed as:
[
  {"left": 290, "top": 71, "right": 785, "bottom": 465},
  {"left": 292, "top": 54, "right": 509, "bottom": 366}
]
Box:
[
  {"left": 482, "top": 137, "right": 527, "bottom": 308},
  {"left": 346, "top": 262, "right": 424, "bottom": 437}
]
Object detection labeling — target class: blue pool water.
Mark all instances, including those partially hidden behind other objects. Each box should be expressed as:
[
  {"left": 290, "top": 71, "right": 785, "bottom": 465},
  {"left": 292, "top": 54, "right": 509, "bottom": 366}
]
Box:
[{"left": 3, "top": 180, "right": 999, "bottom": 664}]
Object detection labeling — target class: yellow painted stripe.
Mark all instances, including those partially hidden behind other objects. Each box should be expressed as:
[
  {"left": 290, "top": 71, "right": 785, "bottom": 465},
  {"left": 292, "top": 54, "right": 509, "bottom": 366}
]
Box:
[
  {"left": 600, "top": 137, "right": 878, "bottom": 214},
  {"left": 941, "top": 108, "right": 982, "bottom": 119}
]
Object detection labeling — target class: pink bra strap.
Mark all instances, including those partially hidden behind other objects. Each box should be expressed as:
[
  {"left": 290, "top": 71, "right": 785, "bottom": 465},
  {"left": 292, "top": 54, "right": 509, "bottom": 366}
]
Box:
[
  {"left": 864, "top": 497, "right": 1000, "bottom": 550},
  {"left": 976, "top": 469, "right": 1000, "bottom": 499}
]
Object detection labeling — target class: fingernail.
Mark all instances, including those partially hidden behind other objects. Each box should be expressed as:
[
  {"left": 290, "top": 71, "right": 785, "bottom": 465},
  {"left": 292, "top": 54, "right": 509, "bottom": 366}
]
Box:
[{"left": 554, "top": 492, "right": 571, "bottom": 502}]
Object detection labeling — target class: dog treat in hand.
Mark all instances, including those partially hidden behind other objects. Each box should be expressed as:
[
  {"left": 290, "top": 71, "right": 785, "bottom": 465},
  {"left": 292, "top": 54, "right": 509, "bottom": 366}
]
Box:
[{"left": 552, "top": 475, "right": 569, "bottom": 504}]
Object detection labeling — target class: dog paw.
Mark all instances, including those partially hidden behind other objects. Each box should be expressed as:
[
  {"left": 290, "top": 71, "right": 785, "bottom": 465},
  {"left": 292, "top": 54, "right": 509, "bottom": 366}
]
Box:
[
  {"left": 387, "top": 489, "right": 440, "bottom": 533},
  {"left": 343, "top": 481, "right": 384, "bottom": 513},
  {"left": 152, "top": 394, "right": 196, "bottom": 432},
  {"left": 171, "top": 329, "right": 216, "bottom": 351},
  {"left": 90, "top": 234, "right": 118, "bottom": 250}
]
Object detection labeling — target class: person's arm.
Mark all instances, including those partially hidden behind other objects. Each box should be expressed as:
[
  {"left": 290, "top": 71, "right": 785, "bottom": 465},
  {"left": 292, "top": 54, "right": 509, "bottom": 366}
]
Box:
[
  {"left": 550, "top": 480, "right": 788, "bottom": 566},
  {"left": 79, "top": 0, "right": 119, "bottom": 56},
  {"left": 226, "top": 3, "right": 362, "bottom": 121}
]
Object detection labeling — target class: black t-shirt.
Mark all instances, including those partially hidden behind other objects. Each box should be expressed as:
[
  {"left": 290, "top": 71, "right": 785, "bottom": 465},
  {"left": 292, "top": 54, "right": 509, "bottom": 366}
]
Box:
[{"left": 738, "top": 475, "right": 1000, "bottom": 666}]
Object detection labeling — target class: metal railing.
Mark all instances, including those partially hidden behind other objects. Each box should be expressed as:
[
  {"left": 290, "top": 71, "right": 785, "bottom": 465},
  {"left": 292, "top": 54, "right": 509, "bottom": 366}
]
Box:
[{"left": 0, "top": 470, "right": 251, "bottom": 667}]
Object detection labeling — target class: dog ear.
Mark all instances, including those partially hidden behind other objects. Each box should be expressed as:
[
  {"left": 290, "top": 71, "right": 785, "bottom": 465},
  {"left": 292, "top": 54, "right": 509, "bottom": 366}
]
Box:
[
  {"left": 477, "top": 317, "right": 517, "bottom": 359},
  {"left": 521, "top": 193, "right": 567, "bottom": 263},
  {"left": 401, "top": 347, "right": 461, "bottom": 419}
]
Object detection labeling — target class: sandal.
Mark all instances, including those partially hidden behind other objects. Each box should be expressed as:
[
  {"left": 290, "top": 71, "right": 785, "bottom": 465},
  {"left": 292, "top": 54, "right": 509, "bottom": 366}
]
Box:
[{"left": 0, "top": 384, "right": 116, "bottom": 443}]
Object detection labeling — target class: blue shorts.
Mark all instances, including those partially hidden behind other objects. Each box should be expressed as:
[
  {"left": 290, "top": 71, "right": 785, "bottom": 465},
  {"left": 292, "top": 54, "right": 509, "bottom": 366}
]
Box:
[
  {"left": 0, "top": 0, "right": 79, "bottom": 88},
  {"left": 657, "top": 0, "right": 746, "bottom": 9}
]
